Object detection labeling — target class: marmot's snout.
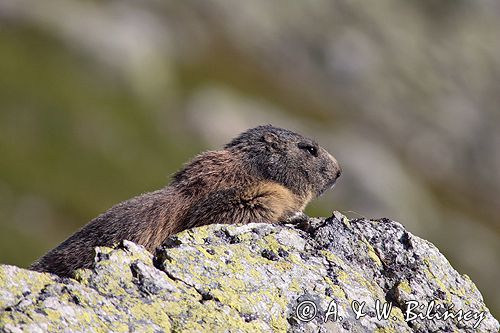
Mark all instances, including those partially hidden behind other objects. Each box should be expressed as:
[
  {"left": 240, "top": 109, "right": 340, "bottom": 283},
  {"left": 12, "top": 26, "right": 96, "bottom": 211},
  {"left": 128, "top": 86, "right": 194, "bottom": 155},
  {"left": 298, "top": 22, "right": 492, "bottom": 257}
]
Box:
[
  {"left": 317, "top": 148, "right": 342, "bottom": 196},
  {"left": 330, "top": 151, "right": 342, "bottom": 181}
]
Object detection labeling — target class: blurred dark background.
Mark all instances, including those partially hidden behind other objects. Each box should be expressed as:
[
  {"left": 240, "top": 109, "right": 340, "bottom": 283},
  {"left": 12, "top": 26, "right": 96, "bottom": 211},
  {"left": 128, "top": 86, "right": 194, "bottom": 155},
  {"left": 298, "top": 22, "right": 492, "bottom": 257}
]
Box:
[{"left": 0, "top": 0, "right": 498, "bottom": 318}]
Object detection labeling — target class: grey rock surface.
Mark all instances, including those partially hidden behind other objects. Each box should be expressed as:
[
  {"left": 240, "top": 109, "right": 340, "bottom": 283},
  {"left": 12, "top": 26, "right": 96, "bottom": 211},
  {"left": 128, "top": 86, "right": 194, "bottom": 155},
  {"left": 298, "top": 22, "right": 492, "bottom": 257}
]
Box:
[{"left": 1, "top": 212, "right": 498, "bottom": 332}]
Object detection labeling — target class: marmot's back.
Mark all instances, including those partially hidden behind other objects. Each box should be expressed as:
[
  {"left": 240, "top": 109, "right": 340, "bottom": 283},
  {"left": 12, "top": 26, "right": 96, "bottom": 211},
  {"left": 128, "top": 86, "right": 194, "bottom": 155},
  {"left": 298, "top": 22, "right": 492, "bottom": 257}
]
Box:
[{"left": 30, "top": 125, "right": 341, "bottom": 277}]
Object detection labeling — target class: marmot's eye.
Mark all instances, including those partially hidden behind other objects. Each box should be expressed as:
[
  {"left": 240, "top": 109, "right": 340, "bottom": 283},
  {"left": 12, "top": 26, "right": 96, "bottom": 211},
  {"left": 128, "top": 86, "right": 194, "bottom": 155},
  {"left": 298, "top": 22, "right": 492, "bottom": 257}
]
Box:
[{"left": 298, "top": 143, "right": 318, "bottom": 157}]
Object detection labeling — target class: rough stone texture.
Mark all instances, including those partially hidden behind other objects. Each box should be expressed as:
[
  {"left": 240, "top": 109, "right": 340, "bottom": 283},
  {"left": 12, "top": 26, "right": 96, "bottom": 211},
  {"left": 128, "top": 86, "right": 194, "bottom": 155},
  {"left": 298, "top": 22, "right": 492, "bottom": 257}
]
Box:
[{"left": 0, "top": 212, "right": 498, "bottom": 332}]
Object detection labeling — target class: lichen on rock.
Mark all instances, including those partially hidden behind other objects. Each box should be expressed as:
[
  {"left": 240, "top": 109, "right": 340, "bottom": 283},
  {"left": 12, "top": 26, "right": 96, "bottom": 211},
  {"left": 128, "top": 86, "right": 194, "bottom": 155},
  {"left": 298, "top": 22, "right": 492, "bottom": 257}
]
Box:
[{"left": 1, "top": 212, "right": 498, "bottom": 332}]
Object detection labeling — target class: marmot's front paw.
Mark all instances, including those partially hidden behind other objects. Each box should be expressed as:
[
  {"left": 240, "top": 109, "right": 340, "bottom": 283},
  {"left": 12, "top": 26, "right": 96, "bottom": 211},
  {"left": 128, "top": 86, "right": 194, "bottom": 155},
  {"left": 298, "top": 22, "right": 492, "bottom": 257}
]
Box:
[
  {"left": 284, "top": 212, "right": 321, "bottom": 233},
  {"left": 284, "top": 211, "right": 309, "bottom": 224}
]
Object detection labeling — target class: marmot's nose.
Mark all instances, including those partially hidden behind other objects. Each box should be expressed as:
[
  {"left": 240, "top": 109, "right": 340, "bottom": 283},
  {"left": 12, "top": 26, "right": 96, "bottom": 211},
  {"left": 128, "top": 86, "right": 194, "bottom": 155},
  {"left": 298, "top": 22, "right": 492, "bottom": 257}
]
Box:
[
  {"left": 336, "top": 161, "right": 342, "bottom": 177},
  {"left": 326, "top": 152, "right": 341, "bottom": 179}
]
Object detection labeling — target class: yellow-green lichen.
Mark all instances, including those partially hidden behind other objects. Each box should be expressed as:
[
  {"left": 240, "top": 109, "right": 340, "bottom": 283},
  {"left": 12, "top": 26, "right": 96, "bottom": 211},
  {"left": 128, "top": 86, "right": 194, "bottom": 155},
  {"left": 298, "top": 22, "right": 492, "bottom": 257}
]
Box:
[
  {"left": 167, "top": 298, "right": 264, "bottom": 332},
  {"left": 288, "top": 279, "right": 302, "bottom": 293},
  {"left": 336, "top": 269, "right": 350, "bottom": 284},
  {"left": 0, "top": 266, "right": 52, "bottom": 294},
  {"left": 323, "top": 277, "right": 347, "bottom": 299},
  {"left": 422, "top": 261, "right": 452, "bottom": 302},
  {"left": 44, "top": 308, "right": 62, "bottom": 322},
  {"left": 72, "top": 268, "right": 91, "bottom": 285},
  {"left": 187, "top": 227, "right": 211, "bottom": 244},
  {"left": 360, "top": 240, "right": 382, "bottom": 267},
  {"left": 274, "top": 261, "right": 293, "bottom": 271},
  {"left": 388, "top": 305, "right": 405, "bottom": 323},
  {"left": 320, "top": 250, "right": 345, "bottom": 267},
  {"left": 260, "top": 235, "right": 282, "bottom": 253},
  {"left": 235, "top": 231, "right": 256, "bottom": 243},
  {"left": 398, "top": 280, "right": 412, "bottom": 295},
  {"left": 128, "top": 302, "right": 171, "bottom": 331}
]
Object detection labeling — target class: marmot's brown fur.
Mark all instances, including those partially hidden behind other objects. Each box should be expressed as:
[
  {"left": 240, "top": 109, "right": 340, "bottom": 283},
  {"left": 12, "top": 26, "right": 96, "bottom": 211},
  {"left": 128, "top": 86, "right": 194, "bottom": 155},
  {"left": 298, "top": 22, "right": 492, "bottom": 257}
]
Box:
[{"left": 30, "top": 125, "right": 341, "bottom": 277}]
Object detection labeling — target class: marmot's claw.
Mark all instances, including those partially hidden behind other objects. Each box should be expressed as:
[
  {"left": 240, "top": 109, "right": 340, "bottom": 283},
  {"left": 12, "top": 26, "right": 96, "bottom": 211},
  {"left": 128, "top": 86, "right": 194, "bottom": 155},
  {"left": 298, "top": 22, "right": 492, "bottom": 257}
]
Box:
[
  {"left": 284, "top": 212, "right": 314, "bottom": 232},
  {"left": 285, "top": 212, "right": 326, "bottom": 233},
  {"left": 284, "top": 212, "right": 309, "bottom": 224}
]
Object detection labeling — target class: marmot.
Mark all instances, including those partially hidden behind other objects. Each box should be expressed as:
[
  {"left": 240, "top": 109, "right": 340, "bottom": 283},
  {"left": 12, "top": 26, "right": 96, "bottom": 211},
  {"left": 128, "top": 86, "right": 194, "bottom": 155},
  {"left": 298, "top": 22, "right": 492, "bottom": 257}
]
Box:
[{"left": 30, "top": 125, "right": 341, "bottom": 277}]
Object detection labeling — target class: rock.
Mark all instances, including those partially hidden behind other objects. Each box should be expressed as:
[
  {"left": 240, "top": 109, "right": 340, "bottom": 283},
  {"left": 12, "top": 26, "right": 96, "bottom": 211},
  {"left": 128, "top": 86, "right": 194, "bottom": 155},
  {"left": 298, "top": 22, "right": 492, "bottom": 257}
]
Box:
[{"left": 1, "top": 212, "right": 498, "bottom": 332}]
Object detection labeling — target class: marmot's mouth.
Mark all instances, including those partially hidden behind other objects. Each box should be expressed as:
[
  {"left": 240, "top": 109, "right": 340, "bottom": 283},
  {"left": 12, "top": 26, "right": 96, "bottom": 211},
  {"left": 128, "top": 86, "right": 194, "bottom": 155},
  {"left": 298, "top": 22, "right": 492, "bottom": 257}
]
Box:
[
  {"left": 327, "top": 178, "right": 338, "bottom": 190},
  {"left": 317, "top": 178, "right": 337, "bottom": 196}
]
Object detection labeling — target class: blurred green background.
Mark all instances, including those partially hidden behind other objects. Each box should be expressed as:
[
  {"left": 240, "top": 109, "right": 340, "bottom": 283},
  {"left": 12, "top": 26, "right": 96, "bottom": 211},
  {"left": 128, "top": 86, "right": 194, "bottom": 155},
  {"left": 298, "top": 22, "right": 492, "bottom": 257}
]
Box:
[{"left": 0, "top": 0, "right": 499, "bottom": 318}]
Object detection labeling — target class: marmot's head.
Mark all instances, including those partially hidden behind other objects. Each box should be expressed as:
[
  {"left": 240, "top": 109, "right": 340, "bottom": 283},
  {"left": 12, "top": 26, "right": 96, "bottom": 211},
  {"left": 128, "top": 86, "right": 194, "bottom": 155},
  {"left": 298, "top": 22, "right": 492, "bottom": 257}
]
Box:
[{"left": 225, "top": 125, "right": 341, "bottom": 199}]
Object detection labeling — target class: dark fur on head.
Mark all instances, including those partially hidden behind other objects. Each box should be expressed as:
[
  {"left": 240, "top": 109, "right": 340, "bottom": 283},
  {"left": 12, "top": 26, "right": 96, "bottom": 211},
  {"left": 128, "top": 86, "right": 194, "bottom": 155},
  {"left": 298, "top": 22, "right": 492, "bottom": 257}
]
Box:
[{"left": 226, "top": 125, "right": 341, "bottom": 198}]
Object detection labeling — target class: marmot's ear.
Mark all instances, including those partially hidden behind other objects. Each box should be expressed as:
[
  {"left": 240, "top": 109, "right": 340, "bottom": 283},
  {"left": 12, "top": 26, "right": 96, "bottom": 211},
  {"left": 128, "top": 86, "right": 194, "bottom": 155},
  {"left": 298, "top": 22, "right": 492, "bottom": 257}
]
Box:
[
  {"left": 261, "top": 132, "right": 280, "bottom": 150},
  {"left": 261, "top": 132, "right": 282, "bottom": 150},
  {"left": 262, "top": 132, "right": 278, "bottom": 143}
]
